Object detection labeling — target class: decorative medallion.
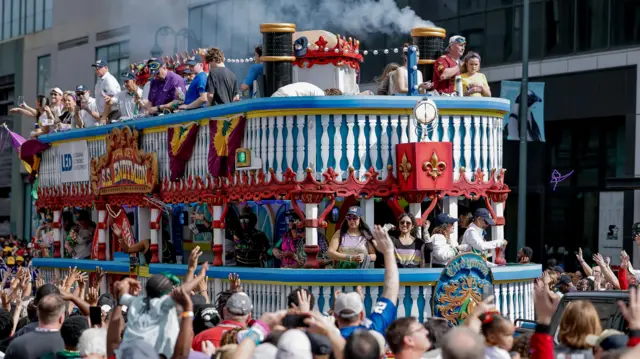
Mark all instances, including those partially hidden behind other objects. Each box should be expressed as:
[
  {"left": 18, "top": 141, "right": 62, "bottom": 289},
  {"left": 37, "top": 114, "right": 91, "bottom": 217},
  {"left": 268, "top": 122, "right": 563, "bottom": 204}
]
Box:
[
  {"left": 423, "top": 151, "right": 447, "bottom": 179},
  {"left": 398, "top": 153, "right": 412, "bottom": 181}
]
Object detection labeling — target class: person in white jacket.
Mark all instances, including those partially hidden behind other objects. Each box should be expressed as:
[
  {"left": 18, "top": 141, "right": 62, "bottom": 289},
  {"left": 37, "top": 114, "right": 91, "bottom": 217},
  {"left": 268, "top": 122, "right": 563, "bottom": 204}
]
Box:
[
  {"left": 430, "top": 213, "right": 463, "bottom": 268},
  {"left": 460, "top": 208, "right": 507, "bottom": 262}
]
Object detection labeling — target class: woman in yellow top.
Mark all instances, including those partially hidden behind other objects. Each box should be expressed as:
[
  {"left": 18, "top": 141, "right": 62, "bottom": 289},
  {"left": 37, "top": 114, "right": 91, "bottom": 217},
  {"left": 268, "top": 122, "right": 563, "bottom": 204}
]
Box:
[{"left": 460, "top": 52, "right": 491, "bottom": 97}]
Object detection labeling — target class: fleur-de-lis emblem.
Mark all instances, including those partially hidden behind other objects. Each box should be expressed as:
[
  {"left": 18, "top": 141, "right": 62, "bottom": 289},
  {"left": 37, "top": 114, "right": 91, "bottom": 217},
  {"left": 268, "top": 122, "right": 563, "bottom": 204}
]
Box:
[
  {"left": 398, "top": 153, "right": 412, "bottom": 181},
  {"left": 422, "top": 151, "right": 447, "bottom": 179}
]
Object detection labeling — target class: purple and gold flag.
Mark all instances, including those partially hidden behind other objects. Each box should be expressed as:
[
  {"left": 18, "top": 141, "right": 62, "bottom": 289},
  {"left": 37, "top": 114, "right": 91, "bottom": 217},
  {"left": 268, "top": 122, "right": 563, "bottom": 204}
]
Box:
[
  {"left": 168, "top": 122, "right": 199, "bottom": 181},
  {"left": 208, "top": 116, "right": 246, "bottom": 177}
]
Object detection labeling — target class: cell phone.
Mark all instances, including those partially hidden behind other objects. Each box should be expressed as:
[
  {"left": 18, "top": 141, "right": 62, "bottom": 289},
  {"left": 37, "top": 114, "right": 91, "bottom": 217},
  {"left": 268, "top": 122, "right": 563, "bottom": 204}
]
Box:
[
  {"left": 89, "top": 306, "right": 102, "bottom": 328},
  {"left": 482, "top": 283, "right": 494, "bottom": 301},
  {"left": 282, "top": 313, "right": 310, "bottom": 329}
]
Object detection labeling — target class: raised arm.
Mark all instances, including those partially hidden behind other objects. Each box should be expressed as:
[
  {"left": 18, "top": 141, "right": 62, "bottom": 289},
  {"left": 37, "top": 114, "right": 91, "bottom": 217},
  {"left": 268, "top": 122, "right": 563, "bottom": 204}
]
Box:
[
  {"left": 179, "top": 262, "right": 209, "bottom": 295},
  {"left": 371, "top": 225, "right": 399, "bottom": 303},
  {"left": 576, "top": 248, "right": 592, "bottom": 277}
]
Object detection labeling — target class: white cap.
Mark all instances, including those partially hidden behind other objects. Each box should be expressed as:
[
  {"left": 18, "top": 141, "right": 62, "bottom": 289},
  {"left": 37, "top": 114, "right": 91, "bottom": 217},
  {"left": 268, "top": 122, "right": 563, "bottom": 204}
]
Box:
[{"left": 333, "top": 292, "right": 364, "bottom": 318}]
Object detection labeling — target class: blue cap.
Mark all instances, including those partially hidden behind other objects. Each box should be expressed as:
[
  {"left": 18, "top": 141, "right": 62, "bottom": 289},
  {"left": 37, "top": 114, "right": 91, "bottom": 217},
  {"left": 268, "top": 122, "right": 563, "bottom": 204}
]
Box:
[
  {"left": 346, "top": 206, "right": 361, "bottom": 217},
  {"left": 148, "top": 60, "right": 163, "bottom": 75},
  {"left": 474, "top": 208, "right": 495, "bottom": 226},
  {"left": 121, "top": 72, "right": 135, "bottom": 80},
  {"left": 294, "top": 37, "right": 309, "bottom": 57},
  {"left": 187, "top": 55, "right": 203, "bottom": 65},
  {"left": 435, "top": 213, "right": 458, "bottom": 226},
  {"left": 91, "top": 59, "right": 108, "bottom": 68},
  {"left": 75, "top": 85, "right": 88, "bottom": 92},
  {"left": 183, "top": 67, "right": 192, "bottom": 74}
]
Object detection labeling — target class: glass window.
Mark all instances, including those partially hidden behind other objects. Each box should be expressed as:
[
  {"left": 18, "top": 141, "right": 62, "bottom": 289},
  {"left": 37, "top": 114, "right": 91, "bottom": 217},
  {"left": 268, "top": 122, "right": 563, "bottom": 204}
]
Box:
[
  {"left": 95, "top": 41, "right": 129, "bottom": 85},
  {"left": 411, "top": 0, "right": 457, "bottom": 21},
  {"left": 43, "top": 0, "right": 50, "bottom": 28},
  {"left": 459, "top": 0, "right": 486, "bottom": 14},
  {"left": 37, "top": 54, "right": 50, "bottom": 95},
  {"left": 487, "top": 0, "right": 514, "bottom": 8},
  {"left": 202, "top": 3, "right": 217, "bottom": 48},
  {"left": 358, "top": 33, "right": 387, "bottom": 84},
  {"left": 4, "top": 0, "right": 11, "bottom": 40},
  {"left": 485, "top": 9, "right": 515, "bottom": 65},
  {"left": 12, "top": 0, "right": 20, "bottom": 37},
  {"left": 188, "top": 6, "right": 202, "bottom": 51},
  {"left": 34, "top": 0, "right": 42, "bottom": 31},
  {"left": 576, "top": 0, "right": 609, "bottom": 51},
  {"left": 610, "top": 0, "right": 640, "bottom": 47},
  {"left": 544, "top": 0, "right": 575, "bottom": 56},
  {"left": 216, "top": 1, "right": 233, "bottom": 53},
  {"left": 458, "top": 14, "right": 485, "bottom": 55}
]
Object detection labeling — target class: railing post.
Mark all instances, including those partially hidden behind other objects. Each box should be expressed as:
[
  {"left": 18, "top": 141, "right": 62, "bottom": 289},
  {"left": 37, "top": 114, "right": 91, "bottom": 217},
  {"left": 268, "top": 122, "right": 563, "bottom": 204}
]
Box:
[
  {"left": 149, "top": 208, "right": 161, "bottom": 263},
  {"left": 304, "top": 203, "right": 320, "bottom": 269},
  {"left": 443, "top": 196, "right": 459, "bottom": 242},
  {"left": 96, "top": 205, "right": 108, "bottom": 261},
  {"left": 212, "top": 205, "right": 224, "bottom": 266},
  {"left": 52, "top": 209, "right": 62, "bottom": 258},
  {"left": 490, "top": 200, "right": 505, "bottom": 263},
  {"left": 137, "top": 207, "right": 151, "bottom": 264}
]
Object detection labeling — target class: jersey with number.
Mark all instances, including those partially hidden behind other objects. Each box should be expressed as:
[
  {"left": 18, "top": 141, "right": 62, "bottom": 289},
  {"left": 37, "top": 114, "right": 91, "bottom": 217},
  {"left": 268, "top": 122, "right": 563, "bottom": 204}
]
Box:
[{"left": 339, "top": 297, "right": 397, "bottom": 338}]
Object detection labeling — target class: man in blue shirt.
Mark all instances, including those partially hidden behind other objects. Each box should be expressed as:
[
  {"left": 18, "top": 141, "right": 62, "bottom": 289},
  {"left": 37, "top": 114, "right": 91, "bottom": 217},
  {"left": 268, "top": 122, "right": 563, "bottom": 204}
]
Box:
[
  {"left": 240, "top": 46, "right": 263, "bottom": 98},
  {"left": 179, "top": 55, "right": 208, "bottom": 110},
  {"left": 335, "top": 225, "right": 399, "bottom": 339}
]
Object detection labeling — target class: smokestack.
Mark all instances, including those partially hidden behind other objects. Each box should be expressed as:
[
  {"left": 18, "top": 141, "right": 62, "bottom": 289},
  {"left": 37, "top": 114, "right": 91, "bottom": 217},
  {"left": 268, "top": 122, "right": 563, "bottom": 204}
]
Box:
[
  {"left": 260, "top": 23, "right": 296, "bottom": 97},
  {"left": 410, "top": 27, "right": 446, "bottom": 85}
]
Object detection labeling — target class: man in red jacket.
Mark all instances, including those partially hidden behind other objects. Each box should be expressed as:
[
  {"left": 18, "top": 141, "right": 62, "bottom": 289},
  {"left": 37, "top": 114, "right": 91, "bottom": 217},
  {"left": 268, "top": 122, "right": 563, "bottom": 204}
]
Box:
[{"left": 191, "top": 292, "right": 252, "bottom": 349}]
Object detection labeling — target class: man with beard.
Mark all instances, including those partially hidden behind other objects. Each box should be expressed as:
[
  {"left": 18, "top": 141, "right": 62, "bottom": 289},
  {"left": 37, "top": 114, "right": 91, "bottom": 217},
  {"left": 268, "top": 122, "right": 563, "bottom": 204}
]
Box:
[{"left": 233, "top": 207, "right": 270, "bottom": 267}]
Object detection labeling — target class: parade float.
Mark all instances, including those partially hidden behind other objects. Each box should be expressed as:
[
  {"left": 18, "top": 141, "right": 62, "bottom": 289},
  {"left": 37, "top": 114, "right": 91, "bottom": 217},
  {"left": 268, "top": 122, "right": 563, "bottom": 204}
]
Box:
[{"left": 25, "top": 23, "right": 540, "bottom": 322}]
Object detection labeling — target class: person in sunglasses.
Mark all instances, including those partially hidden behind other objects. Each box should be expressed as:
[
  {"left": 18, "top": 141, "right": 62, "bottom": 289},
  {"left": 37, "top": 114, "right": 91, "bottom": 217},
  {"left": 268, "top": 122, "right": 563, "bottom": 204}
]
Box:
[
  {"left": 272, "top": 210, "right": 305, "bottom": 268},
  {"left": 433, "top": 35, "right": 466, "bottom": 94},
  {"left": 328, "top": 206, "right": 376, "bottom": 269}
]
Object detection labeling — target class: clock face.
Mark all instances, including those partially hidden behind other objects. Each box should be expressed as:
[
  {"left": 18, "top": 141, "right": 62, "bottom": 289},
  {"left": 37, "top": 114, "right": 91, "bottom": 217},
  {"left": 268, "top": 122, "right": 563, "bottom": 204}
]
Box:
[{"left": 414, "top": 99, "right": 438, "bottom": 125}]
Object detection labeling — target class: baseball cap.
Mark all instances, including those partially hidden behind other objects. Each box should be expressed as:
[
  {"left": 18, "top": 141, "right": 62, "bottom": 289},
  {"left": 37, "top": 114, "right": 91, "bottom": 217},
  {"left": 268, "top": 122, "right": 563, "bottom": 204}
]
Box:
[
  {"left": 50, "top": 87, "right": 63, "bottom": 96},
  {"left": 552, "top": 266, "right": 565, "bottom": 274},
  {"left": 187, "top": 55, "right": 203, "bottom": 65},
  {"left": 554, "top": 274, "right": 572, "bottom": 289},
  {"left": 98, "top": 294, "right": 115, "bottom": 312},
  {"left": 2, "top": 246, "right": 10, "bottom": 252},
  {"left": 148, "top": 60, "right": 163, "bottom": 75},
  {"left": 435, "top": 213, "right": 458, "bottom": 226},
  {"left": 586, "top": 329, "right": 628, "bottom": 350},
  {"left": 119, "top": 340, "right": 157, "bottom": 359},
  {"left": 193, "top": 304, "right": 221, "bottom": 334},
  {"left": 333, "top": 292, "right": 364, "bottom": 318},
  {"left": 75, "top": 85, "right": 88, "bottom": 93},
  {"left": 474, "top": 208, "right": 495, "bottom": 226},
  {"left": 35, "top": 283, "right": 60, "bottom": 303},
  {"left": 306, "top": 332, "right": 332, "bottom": 355},
  {"left": 121, "top": 72, "right": 135, "bottom": 81},
  {"left": 448, "top": 35, "right": 466, "bottom": 46},
  {"left": 346, "top": 206, "right": 362, "bottom": 217},
  {"left": 225, "top": 292, "right": 253, "bottom": 316},
  {"left": 15, "top": 256, "right": 24, "bottom": 262},
  {"left": 5, "top": 257, "right": 14, "bottom": 265},
  {"left": 276, "top": 329, "right": 312, "bottom": 359},
  {"left": 91, "top": 59, "right": 108, "bottom": 68}
]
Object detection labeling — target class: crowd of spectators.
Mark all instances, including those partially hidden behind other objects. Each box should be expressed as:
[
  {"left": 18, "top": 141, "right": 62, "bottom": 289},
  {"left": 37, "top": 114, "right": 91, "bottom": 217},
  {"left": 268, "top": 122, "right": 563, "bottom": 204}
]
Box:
[{"left": 1, "top": 225, "right": 640, "bottom": 358}]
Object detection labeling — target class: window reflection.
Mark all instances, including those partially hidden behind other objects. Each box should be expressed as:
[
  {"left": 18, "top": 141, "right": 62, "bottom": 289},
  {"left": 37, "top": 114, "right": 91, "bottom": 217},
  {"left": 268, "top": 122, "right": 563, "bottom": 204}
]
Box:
[
  {"left": 545, "top": 0, "right": 575, "bottom": 55},
  {"left": 577, "top": 0, "right": 609, "bottom": 51},
  {"left": 610, "top": 0, "right": 640, "bottom": 46}
]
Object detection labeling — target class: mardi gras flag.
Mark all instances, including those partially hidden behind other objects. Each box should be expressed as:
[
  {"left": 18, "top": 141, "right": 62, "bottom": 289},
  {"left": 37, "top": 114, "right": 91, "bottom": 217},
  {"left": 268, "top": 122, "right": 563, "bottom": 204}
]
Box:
[
  {"left": 2, "top": 124, "right": 32, "bottom": 173},
  {"left": 208, "top": 116, "right": 246, "bottom": 177},
  {"left": 168, "top": 122, "right": 199, "bottom": 181},
  {"left": 20, "top": 139, "right": 50, "bottom": 183}
]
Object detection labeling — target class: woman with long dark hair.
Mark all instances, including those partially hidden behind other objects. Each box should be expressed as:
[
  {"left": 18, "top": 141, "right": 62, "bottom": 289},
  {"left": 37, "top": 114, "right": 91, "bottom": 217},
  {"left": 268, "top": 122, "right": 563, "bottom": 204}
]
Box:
[
  {"left": 388, "top": 213, "right": 426, "bottom": 268},
  {"left": 328, "top": 206, "right": 376, "bottom": 269},
  {"left": 430, "top": 213, "right": 463, "bottom": 268}
]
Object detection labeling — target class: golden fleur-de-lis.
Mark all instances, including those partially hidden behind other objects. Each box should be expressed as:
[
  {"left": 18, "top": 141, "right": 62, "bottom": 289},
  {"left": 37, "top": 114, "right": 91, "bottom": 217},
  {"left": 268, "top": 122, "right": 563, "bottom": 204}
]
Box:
[
  {"left": 422, "top": 151, "right": 447, "bottom": 179},
  {"left": 399, "top": 153, "right": 412, "bottom": 181}
]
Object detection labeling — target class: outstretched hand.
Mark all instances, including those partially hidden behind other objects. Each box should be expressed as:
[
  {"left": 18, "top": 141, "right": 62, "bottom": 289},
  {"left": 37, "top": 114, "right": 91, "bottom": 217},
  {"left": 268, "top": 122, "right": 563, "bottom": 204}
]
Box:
[{"left": 371, "top": 225, "right": 393, "bottom": 254}]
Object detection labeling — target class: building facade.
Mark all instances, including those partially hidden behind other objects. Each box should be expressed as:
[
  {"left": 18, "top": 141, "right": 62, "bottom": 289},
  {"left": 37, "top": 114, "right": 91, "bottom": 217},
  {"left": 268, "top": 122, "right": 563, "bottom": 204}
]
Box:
[{"left": 9, "top": 0, "right": 190, "bottom": 240}]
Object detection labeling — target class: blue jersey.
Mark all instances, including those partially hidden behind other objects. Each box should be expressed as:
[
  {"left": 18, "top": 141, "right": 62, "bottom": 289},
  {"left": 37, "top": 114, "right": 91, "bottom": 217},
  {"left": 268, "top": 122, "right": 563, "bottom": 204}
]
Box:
[
  {"left": 339, "top": 297, "right": 397, "bottom": 339},
  {"left": 184, "top": 72, "right": 207, "bottom": 107}
]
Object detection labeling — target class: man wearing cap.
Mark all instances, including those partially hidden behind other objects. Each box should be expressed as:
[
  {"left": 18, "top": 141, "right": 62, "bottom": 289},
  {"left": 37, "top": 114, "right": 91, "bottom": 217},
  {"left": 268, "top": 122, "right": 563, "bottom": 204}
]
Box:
[
  {"left": 91, "top": 60, "right": 121, "bottom": 115},
  {"left": 146, "top": 60, "right": 187, "bottom": 115},
  {"left": 108, "top": 72, "right": 143, "bottom": 121},
  {"left": 460, "top": 208, "right": 507, "bottom": 264},
  {"left": 192, "top": 292, "right": 252, "bottom": 349},
  {"left": 432, "top": 35, "right": 466, "bottom": 94},
  {"left": 73, "top": 85, "right": 100, "bottom": 128},
  {"left": 178, "top": 55, "right": 208, "bottom": 110},
  {"left": 334, "top": 225, "right": 399, "bottom": 339}
]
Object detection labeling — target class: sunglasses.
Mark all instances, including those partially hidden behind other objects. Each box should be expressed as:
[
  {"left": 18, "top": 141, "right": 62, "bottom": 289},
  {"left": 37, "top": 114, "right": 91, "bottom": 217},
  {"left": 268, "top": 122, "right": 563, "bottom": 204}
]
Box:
[
  {"left": 399, "top": 221, "right": 412, "bottom": 226},
  {"left": 452, "top": 37, "right": 466, "bottom": 44},
  {"left": 346, "top": 215, "right": 359, "bottom": 221},
  {"left": 239, "top": 218, "right": 250, "bottom": 224}
]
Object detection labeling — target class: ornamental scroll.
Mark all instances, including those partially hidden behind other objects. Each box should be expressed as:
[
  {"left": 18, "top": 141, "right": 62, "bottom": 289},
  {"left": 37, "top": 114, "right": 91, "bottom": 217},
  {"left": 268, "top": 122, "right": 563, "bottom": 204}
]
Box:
[
  {"left": 90, "top": 126, "right": 158, "bottom": 196},
  {"left": 431, "top": 253, "right": 494, "bottom": 326},
  {"left": 168, "top": 122, "right": 199, "bottom": 181}
]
